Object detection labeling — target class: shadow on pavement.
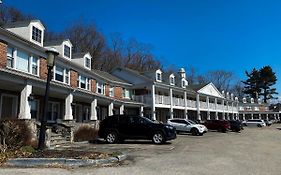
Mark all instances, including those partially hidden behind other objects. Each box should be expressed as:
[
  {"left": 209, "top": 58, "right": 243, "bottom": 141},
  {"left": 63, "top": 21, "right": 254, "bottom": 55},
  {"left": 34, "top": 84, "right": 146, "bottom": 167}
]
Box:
[{"left": 89, "top": 139, "right": 172, "bottom": 145}]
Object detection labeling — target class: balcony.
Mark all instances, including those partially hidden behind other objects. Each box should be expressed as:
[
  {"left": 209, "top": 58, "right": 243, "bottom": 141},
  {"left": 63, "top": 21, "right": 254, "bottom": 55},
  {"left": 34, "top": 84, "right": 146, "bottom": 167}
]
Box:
[
  {"left": 133, "top": 95, "right": 152, "bottom": 104},
  {"left": 173, "top": 97, "right": 185, "bottom": 107},
  {"left": 187, "top": 100, "right": 196, "bottom": 108},
  {"left": 155, "top": 94, "right": 171, "bottom": 105}
]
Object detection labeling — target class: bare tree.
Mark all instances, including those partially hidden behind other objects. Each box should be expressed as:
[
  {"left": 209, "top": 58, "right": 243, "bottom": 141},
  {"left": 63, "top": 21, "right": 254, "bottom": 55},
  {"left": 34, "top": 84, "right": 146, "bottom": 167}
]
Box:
[
  {"left": 231, "top": 81, "right": 245, "bottom": 99},
  {"left": 0, "top": 5, "right": 34, "bottom": 26},
  {"left": 204, "top": 70, "right": 234, "bottom": 92}
]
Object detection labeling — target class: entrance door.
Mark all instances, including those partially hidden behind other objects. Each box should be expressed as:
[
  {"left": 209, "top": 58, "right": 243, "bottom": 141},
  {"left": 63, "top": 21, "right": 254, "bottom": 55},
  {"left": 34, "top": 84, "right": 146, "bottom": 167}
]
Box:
[
  {"left": 0, "top": 94, "right": 18, "bottom": 119},
  {"left": 47, "top": 102, "right": 60, "bottom": 122},
  {"left": 74, "top": 105, "right": 82, "bottom": 122}
]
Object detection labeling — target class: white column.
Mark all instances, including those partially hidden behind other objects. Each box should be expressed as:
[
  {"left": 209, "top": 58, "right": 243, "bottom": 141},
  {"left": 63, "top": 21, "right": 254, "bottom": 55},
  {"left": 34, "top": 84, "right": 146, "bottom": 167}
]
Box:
[
  {"left": 206, "top": 96, "right": 210, "bottom": 120},
  {"left": 169, "top": 88, "right": 173, "bottom": 119},
  {"left": 64, "top": 93, "right": 73, "bottom": 120},
  {"left": 90, "top": 98, "right": 97, "bottom": 120},
  {"left": 266, "top": 114, "right": 269, "bottom": 120},
  {"left": 215, "top": 98, "right": 218, "bottom": 120},
  {"left": 258, "top": 114, "right": 261, "bottom": 119},
  {"left": 243, "top": 113, "right": 246, "bottom": 120},
  {"left": 184, "top": 91, "right": 188, "bottom": 119},
  {"left": 108, "top": 102, "right": 114, "bottom": 116},
  {"left": 196, "top": 93, "right": 201, "bottom": 121},
  {"left": 120, "top": 104, "right": 124, "bottom": 115},
  {"left": 251, "top": 113, "right": 254, "bottom": 119},
  {"left": 18, "top": 84, "right": 32, "bottom": 119},
  {"left": 140, "top": 105, "right": 144, "bottom": 117},
  {"left": 151, "top": 84, "right": 156, "bottom": 120}
]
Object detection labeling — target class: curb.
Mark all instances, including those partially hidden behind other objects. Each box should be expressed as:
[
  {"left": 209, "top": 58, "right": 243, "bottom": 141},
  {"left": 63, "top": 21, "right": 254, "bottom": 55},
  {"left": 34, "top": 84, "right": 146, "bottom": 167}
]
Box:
[{"left": 5, "top": 153, "right": 127, "bottom": 167}]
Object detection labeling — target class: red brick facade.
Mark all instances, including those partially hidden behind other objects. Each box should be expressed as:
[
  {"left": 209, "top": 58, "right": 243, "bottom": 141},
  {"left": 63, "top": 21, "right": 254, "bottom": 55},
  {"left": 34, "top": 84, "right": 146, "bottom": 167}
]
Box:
[
  {"left": 0, "top": 41, "right": 7, "bottom": 69},
  {"left": 105, "top": 84, "right": 110, "bottom": 97},
  {"left": 114, "top": 86, "right": 123, "bottom": 99},
  {"left": 39, "top": 58, "right": 48, "bottom": 80},
  {"left": 70, "top": 70, "right": 78, "bottom": 88},
  {"left": 91, "top": 79, "right": 96, "bottom": 93}
]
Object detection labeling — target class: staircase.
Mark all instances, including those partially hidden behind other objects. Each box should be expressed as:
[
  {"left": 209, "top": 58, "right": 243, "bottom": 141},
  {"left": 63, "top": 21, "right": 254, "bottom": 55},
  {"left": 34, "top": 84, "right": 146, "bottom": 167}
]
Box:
[{"left": 49, "top": 132, "right": 71, "bottom": 149}]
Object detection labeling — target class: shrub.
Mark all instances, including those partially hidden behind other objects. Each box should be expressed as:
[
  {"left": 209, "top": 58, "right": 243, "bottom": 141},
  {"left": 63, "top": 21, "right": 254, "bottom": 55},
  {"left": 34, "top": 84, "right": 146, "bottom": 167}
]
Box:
[
  {"left": 0, "top": 119, "right": 33, "bottom": 152},
  {"left": 74, "top": 125, "right": 98, "bottom": 142}
]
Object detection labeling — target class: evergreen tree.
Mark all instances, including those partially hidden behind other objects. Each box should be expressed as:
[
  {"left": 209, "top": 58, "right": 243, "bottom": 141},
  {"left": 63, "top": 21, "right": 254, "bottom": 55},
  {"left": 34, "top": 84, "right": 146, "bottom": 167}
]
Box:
[
  {"left": 259, "top": 66, "right": 278, "bottom": 103},
  {"left": 242, "top": 66, "right": 278, "bottom": 103},
  {"left": 242, "top": 68, "right": 261, "bottom": 99}
]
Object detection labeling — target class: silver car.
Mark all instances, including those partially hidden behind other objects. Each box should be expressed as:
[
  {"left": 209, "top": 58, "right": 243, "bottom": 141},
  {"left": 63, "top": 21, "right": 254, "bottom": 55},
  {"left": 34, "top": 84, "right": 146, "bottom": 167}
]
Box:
[
  {"left": 167, "top": 118, "right": 208, "bottom": 136},
  {"left": 245, "top": 119, "right": 266, "bottom": 127}
]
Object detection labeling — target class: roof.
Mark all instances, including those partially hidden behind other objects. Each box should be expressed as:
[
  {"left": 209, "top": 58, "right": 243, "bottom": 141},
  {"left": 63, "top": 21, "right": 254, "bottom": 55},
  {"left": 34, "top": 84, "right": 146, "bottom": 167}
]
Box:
[
  {"left": 44, "top": 39, "right": 70, "bottom": 46},
  {"left": 72, "top": 52, "right": 89, "bottom": 58},
  {"left": 3, "top": 19, "right": 39, "bottom": 28},
  {"left": 92, "top": 70, "right": 129, "bottom": 84},
  {"left": 188, "top": 83, "right": 209, "bottom": 91}
]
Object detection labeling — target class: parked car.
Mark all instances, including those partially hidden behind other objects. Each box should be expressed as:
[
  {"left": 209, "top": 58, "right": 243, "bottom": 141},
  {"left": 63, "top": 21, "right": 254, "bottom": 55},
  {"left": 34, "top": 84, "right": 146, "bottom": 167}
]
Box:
[
  {"left": 264, "top": 120, "right": 273, "bottom": 126},
  {"left": 244, "top": 119, "right": 266, "bottom": 127},
  {"left": 203, "top": 120, "right": 230, "bottom": 132},
  {"left": 228, "top": 120, "right": 243, "bottom": 132},
  {"left": 167, "top": 118, "right": 208, "bottom": 136},
  {"left": 98, "top": 115, "right": 177, "bottom": 144}
]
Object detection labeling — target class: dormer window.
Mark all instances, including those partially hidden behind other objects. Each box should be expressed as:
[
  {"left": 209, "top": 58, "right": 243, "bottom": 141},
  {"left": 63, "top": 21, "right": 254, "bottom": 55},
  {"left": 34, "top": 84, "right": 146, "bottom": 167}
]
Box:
[
  {"left": 182, "top": 79, "right": 186, "bottom": 87},
  {"left": 32, "top": 26, "right": 42, "bottom": 43},
  {"left": 64, "top": 45, "right": 71, "bottom": 58},
  {"left": 170, "top": 75, "right": 175, "bottom": 85},
  {"left": 85, "top": 57, "right": 91, "bottom": 68}
]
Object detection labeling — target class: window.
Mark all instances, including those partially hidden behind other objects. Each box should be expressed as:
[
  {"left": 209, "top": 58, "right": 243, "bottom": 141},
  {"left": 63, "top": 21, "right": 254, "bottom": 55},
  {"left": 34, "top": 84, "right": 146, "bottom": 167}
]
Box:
[
  {"left": 170, "top": 76, "right": 175, "bottom": 85},
  {"left": 85, "top": 57, "right": 91, "bottom": 68},
  {"left": 156, "top": 73, "right": 162, "bottom": 81},
  {"left": 78, "top": 75, "right": 90, "bottom": 90},
  {"left": 7, "top": 47, "right": 14, "bottom": 68},
  {"left": 30, "top": 100, "right": 39, "bottom": 120},
  {"left": 54, "top": 65, "right": 70, "bottom": 84},
  {"left": 7, "top": 47, "right": 39, "bottom": 76},
  {"left": 97, "top": 82, "right": 105, "bottom": 94},
  {"left": 32, "top": 26, "right": 42, "bottom": 43},
  {"left": 122, "top": 88, "right": 131, "bottom": 99},
  {"left": 109, "top": 86, "right": 114, "bottom": 97},
  {"left": 64, "top": 45, "right": 71, "bottom": 58},
  {"left": 182, "top": 79, "right": 186, "bottom": 87}
]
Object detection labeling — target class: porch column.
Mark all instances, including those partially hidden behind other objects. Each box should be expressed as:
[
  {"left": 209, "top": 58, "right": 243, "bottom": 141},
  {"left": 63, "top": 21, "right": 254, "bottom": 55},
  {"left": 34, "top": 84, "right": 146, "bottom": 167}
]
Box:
[
  {"left": 266, "top": 114, "right": 269, "bottom": 120},
  {"left": 206, "top": 96, "right": 210, "bottom": 120},
  {"left": 215, "top": 98, "right": 218, "bottom": 120},
  {"left": 251, "top": 113, "right": 254, "bottom": 119},
  {"left": 258, "top": 114, "right": 261, "bottom": 119},
  {"left": 108, "top": 102, "right": 114, "bottom": 116},
  {"left": 184, "top": 91, "right": 188, "bottom": 119},
  {"left": 90, "top": 98, "right": 97, "bottom": 120},
  {"left": 274, "top": 114, "right": 277, "bottom": 120},
  {"left": 222, "top": 100, "right": 225, "bottom": 120},
  {"left": 64, "top": 93, "right": 73, "bottom": 120},
  {"left": 169, "top": 88, "right": 173, "bottom": 119},
  {"left": 18, "top": 84, "right": 32, "bottom": 119},
  {"left": 151, "top": 84, "right": 156, "bottom": 120},
  {"left": 196, "top": 93, "right": 201, "bottom": 121},
  {"left": 140, "top": 105, "right": 144, "bottom": 117},
  {"left": 120, "top": 104, "right": 124, "bottom": 115}
]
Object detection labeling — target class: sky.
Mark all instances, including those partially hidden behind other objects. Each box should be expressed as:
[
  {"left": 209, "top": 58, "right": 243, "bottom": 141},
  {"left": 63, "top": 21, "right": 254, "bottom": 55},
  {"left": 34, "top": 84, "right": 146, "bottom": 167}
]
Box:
[{"left": 3, "top": 0, "right": 281, "bottom": 97}]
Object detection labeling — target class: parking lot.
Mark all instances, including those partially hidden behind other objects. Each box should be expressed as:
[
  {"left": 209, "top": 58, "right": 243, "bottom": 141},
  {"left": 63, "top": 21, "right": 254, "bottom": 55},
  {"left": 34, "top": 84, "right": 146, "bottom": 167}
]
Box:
[{"left": 1, "top": 125, "right": 281, "bottom": 175}]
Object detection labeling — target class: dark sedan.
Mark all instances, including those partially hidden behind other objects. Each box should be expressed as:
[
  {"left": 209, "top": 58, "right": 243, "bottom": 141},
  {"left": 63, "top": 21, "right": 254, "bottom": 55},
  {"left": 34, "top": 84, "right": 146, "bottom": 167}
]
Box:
[{"left": 229, "top": 120, "right": 243, "bottom": 132}]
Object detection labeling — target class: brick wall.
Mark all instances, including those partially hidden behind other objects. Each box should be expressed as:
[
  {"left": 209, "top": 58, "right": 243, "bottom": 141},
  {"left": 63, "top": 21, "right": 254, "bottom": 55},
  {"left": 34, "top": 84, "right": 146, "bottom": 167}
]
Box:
[
  {"left": 70, "top": 70, "right": 78, "bottom": 88},
  {"left": 114, "top": 86, "right": 123, "bottom": 99},
  {"left": 105, "top": 84, "right": 110, "bottom": 96},
  {"left": 39, "top": 58, "right": 48, "bottom": 80},
  {"left": 0, "top": 41, "right": 7, "bottom": 69},
  {"left": 91, "top": 79, "right": 96, "bottom": 93}
]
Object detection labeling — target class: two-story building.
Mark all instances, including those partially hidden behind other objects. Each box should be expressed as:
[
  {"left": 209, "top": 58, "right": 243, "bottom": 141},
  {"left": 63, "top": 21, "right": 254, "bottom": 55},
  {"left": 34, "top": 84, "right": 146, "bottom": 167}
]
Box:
[{"left": 111, "top": 67, "right": 239, "bottom": 122}]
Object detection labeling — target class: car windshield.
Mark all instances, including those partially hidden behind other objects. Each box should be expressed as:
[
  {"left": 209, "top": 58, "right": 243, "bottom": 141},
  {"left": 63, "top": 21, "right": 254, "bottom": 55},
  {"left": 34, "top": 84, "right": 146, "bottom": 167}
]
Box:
[
  {"left": 142, "top": 116, "right": 154, "bottom": 123},
  {"left": 188, "top": 120, "right": 196, "bottom": 124}
]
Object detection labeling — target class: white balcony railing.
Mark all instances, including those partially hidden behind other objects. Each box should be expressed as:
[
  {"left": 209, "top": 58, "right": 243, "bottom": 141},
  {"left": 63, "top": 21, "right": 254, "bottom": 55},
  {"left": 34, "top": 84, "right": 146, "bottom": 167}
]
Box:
[
  {"left": 187, "top": 100, "right": 197, "bottom": 108},
  {"left": 133, "top": 95, "right": 152, "bottom": 104},
  {"left": 200, "top": 101, "right": 208, "bottom": 109},
  {"left": 173, "top": 97, "right": 185, "bottom": 107},
  {"left": 155, "top": 94, "right": 171, "bottom": 105}
]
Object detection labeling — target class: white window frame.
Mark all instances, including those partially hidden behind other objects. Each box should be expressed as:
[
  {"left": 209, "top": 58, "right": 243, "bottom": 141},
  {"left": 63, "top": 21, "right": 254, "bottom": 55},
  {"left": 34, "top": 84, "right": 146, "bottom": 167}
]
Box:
[
  {"left": 63, "top": 45, "right": 71, "bottom": 58},
  {"left": 85, "top": 57, "right": 91, "bottom": 69},
  {"left": 31, "top": 26, "right": 42, "bottom": 44},
  {"left": 182, "top": 79, "right": 186, "bottom": 88},
  {"left": 170, "top": 75, "right": 175, "bottom": 85},
  {"left": 6, "top": 46, "right": 39, "bottom": 76},
  {"left": 53, "top": 65, "right": 70, "bottom": 85},
  {"left": 109, "top": 86, "right": 114, "bottom": 97},
  {"left": 96, "top": 82, "right": 105, "bottom": 95},
  {"left": 78, "top": 74, "right": 91, "bottom": 91}
]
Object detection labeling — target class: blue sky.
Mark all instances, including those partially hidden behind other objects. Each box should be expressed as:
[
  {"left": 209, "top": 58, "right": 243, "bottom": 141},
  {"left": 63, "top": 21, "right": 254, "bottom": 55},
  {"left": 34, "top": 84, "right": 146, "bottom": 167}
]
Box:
[{"left": 4, "top": 0, "right": 281, "bottom": 95}]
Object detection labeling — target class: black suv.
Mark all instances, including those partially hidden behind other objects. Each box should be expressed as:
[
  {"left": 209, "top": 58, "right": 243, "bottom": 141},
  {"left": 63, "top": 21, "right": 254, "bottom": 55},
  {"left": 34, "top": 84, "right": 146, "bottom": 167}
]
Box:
[{"left": 98, "top": 115, "right": 176, "bottom": 144}]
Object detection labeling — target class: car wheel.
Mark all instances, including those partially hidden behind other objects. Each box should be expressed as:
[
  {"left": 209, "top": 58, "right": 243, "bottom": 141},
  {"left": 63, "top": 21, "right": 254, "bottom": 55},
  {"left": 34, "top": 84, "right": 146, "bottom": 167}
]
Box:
[
  {"left": 176, "top": 130, "right": 180, "bottom": 134},
  {"left": 198, "top": 133, "right": 204, "bottom": 136},
  {"left": 191, "top": 128, "right": 199, "bottom": 136},
  {"left": 105, "top": 131, "right": 118, "bottom": 144},
  {"left": 257, "top": 124, "right": 262, "bottom": 127},
  {"left": 152, "top": 131, "right": 165, "bottom": 144}
]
